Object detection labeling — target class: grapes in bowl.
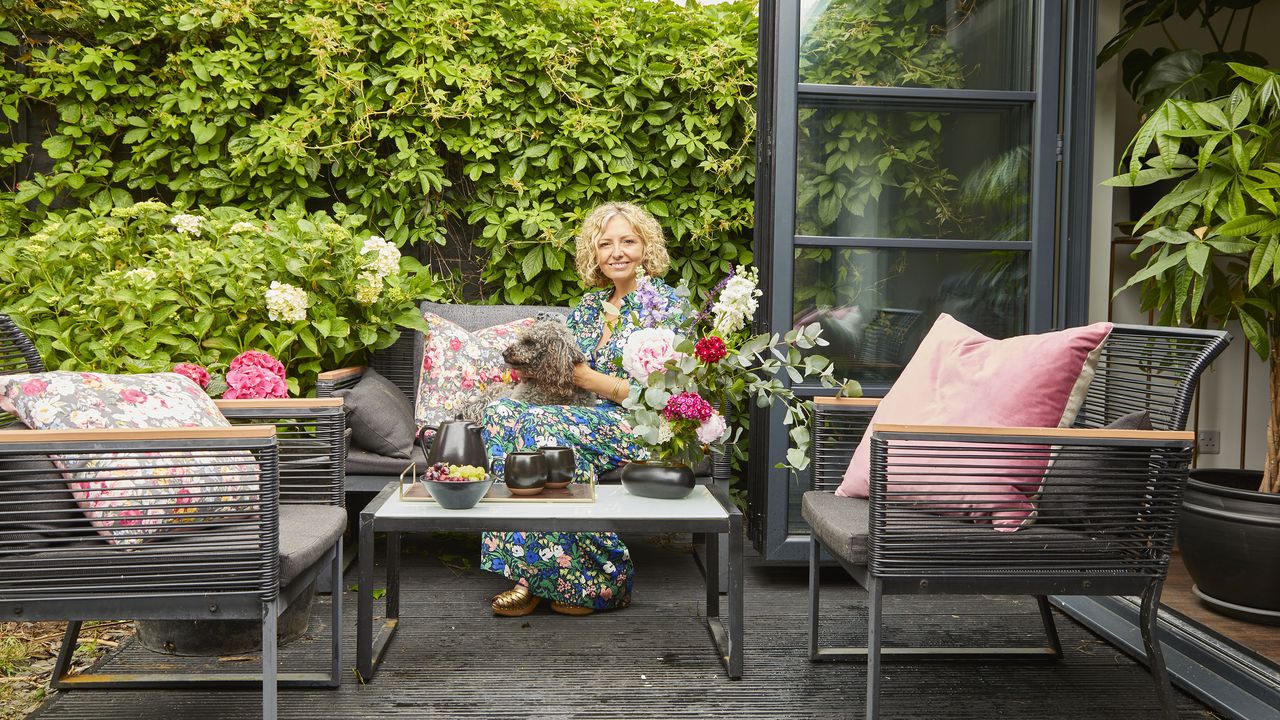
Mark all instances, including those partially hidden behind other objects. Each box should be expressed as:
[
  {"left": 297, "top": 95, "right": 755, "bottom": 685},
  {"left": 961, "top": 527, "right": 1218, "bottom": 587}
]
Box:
[{"left": 420, "top": 463, "right": 494, "bottom": 509}]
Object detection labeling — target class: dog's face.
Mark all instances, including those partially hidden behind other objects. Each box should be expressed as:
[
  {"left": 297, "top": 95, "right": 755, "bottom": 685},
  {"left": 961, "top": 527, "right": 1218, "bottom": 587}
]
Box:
[{"left": 503, "top": 318, "right": 587, "bottom": 380}]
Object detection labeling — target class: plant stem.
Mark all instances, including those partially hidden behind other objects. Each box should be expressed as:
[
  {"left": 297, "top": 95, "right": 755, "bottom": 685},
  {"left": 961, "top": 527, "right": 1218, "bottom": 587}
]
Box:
[
  {"left": 1196, "top": 5, "right": 1225, "bottom": 53},
  {"left": 1263, "top": 338, "right": 1280, "bottom": 493},
  {"left": 1241, "top": 6, "right": 1254, "bottom": 51}
]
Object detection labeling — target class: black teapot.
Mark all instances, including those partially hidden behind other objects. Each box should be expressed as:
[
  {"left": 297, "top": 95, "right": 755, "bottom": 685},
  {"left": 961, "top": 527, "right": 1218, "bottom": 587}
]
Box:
[{"left": 425, "top": 418, "right": 489, "bottom": 471}]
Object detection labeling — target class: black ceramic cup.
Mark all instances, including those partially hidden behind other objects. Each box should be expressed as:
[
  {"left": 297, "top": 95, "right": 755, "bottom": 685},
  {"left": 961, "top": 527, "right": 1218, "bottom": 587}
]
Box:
[
  {"left": 503, "top": 451, "right": 548, "bottom": 496},
  {"left": 540, "top": 446, "right": 576, "bottom": 489}
]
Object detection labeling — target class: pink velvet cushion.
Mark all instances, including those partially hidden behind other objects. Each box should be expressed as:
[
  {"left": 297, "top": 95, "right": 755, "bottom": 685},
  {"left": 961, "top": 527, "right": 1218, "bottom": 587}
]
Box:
[
  {"left": 414, "top": 311, "right": 532, "bottom": 434},
  {"left": 836, "top": 314, "right": 1112, "bottom": 530},
  {"left": 0, "top": 372, "right": 257, "bottom": 545}
]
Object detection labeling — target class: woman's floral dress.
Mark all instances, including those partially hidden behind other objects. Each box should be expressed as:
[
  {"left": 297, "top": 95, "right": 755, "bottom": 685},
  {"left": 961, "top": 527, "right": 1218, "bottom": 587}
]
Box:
[{"left": 479, "top": 278, "right": 686, "bottom": 610}]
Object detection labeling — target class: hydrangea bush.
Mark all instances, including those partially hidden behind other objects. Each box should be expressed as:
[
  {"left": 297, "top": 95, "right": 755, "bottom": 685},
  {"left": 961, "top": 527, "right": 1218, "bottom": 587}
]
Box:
[{"left": 0, "top": 200, "right": 446, "bottom": 393}]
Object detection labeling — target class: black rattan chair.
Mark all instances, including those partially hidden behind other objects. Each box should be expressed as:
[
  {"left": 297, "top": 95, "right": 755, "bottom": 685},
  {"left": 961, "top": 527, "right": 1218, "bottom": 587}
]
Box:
[
  {"left": 803, "top": 324, "right": 1231, "bottom": 719},
  {"left": 0, "top": 315, "right": 346, "bottom": 720}
]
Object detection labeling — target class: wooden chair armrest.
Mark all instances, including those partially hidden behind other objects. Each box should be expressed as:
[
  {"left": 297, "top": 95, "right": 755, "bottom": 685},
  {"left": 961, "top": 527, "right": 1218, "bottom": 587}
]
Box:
[{"left": 316, "top": 366, "right": 365, "bottom": 383}]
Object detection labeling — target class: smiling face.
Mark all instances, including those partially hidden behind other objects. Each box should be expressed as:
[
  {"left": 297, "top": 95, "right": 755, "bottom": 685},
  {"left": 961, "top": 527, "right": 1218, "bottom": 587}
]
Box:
[{"left": 594, "top": 214, "right": 645, "bottom": 287}]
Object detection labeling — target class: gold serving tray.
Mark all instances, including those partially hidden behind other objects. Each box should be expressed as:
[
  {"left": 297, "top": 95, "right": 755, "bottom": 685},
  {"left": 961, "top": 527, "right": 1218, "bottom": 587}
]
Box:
[{"left": 397, "top": 464, "right": 596, "bottom": 503}]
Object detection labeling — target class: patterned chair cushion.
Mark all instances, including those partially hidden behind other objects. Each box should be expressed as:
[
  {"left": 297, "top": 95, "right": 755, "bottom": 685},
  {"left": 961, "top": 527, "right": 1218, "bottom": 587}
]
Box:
[{"left": 0, "top": 372, "right": 258, "bottom": 545}]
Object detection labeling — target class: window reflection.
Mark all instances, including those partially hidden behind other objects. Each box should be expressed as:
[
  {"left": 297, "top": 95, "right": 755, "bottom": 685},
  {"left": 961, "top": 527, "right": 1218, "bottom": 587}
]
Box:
[
  {"left": 795, "top": 106, "right": 1030, "bottom": 241},
  {"left": 799, "top": 0, "right": 1034, "bottom": 91},
  {"left": 793, "top": 247, "right": 1028, "bottom": 384}
]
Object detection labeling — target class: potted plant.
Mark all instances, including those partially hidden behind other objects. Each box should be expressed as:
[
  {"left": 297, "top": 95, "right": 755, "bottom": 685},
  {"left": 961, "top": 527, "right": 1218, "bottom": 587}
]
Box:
[
  {"left": 1105, "top": 62, "right": 1280, "bottom": 623},
  {"left": 1098, "top": 0, "right": 1269, "bottom": 222}
]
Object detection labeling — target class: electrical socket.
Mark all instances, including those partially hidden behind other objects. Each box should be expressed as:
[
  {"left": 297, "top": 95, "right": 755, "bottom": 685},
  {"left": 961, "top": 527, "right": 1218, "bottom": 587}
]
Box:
[{"left": 1197, "top": 430, "right": 1221, "bottom": 455}]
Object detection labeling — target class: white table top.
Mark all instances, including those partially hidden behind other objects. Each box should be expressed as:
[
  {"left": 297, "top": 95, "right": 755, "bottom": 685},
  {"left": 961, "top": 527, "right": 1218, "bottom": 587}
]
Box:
[{"left": 375, "top": 484, "right": 729, "bottom": 522}]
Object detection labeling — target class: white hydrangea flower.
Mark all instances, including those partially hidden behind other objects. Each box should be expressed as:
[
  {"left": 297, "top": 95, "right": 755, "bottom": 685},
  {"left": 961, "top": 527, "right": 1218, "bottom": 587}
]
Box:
[
  {"left": 228, "top": 221, "right": 259, "bottom": 234},
  {"left": 124, "top": 267, "right": 157, "bottom": 286},
  {"left": 360, "top": 235, "right": 402, "bottom": 279},
  {"left": 712, "top": 265, "right": 761, "bottom": 336},
  {"left": 265, "top": 280, "right": 309, "bottom": 323},
  {"left": 657, "top": 417, "right": 674, "bottom": 444},
  {"left": 354, "top": 271, "right": 383, "bottom": 305},
  {"left": 170, "top": 213, "right": 203, "bottom": 236}
]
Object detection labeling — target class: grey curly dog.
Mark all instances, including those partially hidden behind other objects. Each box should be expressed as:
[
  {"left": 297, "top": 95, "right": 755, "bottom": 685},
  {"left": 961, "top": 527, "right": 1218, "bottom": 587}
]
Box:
[{"left": 459, "top": 313, "right": 596, "bottom": 421}]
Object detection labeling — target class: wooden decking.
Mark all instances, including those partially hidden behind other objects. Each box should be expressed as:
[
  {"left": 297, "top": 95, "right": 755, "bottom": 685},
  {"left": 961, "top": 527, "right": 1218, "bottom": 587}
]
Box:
[
  {"left": 30, "top": 532, "right": 1216, "bottom": 720},
  {"left": 1162, "top": 551, "right": 1280, "bottom": 663}
]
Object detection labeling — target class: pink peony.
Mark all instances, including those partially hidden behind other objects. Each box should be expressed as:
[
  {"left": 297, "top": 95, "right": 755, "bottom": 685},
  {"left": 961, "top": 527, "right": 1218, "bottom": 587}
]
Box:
[
  {"left": 21, "top": 378, "right": 48, "bottom": 396},
  {"left": 228, "top": 350, "right": 285, "bottom": 381},
  {"left": 662, "top": 391, "right": 714, "bottom": 422},
  {"left": 223, "top": 365, "right": 288, "bottom": 399},
  {"left": 621, "top": 327, "right": 680, "bottom": 384},
  {"left": 696, "top": 411, "right": 729, "bottom": 444},
  {"left": 172, "top": 362, "right": 210, "bottom": 389}
]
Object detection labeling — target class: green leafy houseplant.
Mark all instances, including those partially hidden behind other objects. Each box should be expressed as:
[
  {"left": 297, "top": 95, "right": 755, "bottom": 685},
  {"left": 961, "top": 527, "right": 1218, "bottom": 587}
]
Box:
[
  {"left": 1098, "top": 0, "right": 1268, "bottom": 116},
  {"left": 0, "top": 200, "right": 444, "bottom": 394},
  {"left": 1105, "top": 62, "right": 1280, "bottom": 493}
]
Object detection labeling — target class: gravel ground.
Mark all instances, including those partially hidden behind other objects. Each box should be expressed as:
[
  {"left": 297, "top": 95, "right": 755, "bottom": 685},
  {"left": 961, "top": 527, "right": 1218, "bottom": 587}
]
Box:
[{"left": 0, "top": 621, "right": 134, "bottom": 720}]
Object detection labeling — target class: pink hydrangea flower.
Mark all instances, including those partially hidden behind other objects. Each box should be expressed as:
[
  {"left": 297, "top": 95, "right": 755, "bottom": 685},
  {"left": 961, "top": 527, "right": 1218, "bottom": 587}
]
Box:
[
  {"left": 662, "top": 391, "right": 714, "bottom": 422},
  {"left": 223, "top": 365, "right": 288, "bottom": 399},
  {"left": 228, "top": 350, "right": 285, "bottom": 381},
  {"left": 696, "top": 411, "right": 729, "bottom": 444},
  {"left": 622, "top": 327, "right": 679, "bottom": 383},
  {"left": 171, "top": 362, "right": 210, "bottom": 389}
]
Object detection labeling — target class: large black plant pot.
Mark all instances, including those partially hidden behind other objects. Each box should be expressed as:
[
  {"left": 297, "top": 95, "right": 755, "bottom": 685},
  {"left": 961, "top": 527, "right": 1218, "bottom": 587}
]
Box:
[
  {"left": 136, "top": 581, "right": 316, "bottom": 656},
  {"left": 1180, "top": 469, "right": 1280, "bottom": 625}
]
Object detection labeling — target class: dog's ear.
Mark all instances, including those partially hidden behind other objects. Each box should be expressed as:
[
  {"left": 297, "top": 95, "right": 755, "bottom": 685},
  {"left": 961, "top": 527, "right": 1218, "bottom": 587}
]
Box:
[{"left": 534, "top": 311, "right": 566, "bottom": 324}]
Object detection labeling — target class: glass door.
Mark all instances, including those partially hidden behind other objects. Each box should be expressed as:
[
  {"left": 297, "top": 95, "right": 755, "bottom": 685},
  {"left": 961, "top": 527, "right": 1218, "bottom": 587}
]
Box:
[{"left": 751, "top": 0, "right": 1066, "bottom": 560}]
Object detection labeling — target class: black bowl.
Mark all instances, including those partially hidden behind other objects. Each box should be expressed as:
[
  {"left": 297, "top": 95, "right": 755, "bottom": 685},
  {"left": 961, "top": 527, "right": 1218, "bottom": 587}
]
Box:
[{"left": 421, "top": 475, "right": 494, "bottom": 510}]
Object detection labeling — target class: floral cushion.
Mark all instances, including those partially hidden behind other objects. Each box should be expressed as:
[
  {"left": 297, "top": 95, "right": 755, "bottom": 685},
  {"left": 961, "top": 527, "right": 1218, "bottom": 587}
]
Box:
[
  {"left": 414, "top": 311, "right": 531, "bottom": 435},
  {"left": 0, "top": 372, "right": 258, "bottom": 545}
]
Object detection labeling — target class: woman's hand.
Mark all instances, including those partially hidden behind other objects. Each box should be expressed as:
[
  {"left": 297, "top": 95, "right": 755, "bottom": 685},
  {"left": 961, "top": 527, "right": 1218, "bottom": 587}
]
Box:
[{"left": 573, "top": 362, "right": 629, "bottom": 403}]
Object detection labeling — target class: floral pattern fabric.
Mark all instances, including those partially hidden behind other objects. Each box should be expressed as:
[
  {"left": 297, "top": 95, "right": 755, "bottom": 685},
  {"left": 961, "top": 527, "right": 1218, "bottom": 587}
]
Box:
[
  {"left": 0, "top": 372, "right": 257, "bottom": 545},
  {"left": 414, "top": 311, "right": 531, "bottom": 435},
  {"left": 480, "top": 278, "right": 687, "bottom": 610}
]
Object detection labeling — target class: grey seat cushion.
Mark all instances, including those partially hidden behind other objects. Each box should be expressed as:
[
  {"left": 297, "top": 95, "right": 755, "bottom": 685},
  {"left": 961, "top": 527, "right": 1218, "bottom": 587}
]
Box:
[
  {"left": 346, "top": 444, "right": 428, "bottom": 477},
  {"left": 802, "top": 491, "right": 871, "bottom": 565},
  {"left": 334, "top": 368, "right": 416, "bottom": 458},
  {"left": 0, "top": 423, "right": 97, "bottom": 552},
  {"left": 278, "top": 504, "right": 346, "bottom": 586},
  {"left": 422, "top": 302, "right": 568, "bottom": 332}
]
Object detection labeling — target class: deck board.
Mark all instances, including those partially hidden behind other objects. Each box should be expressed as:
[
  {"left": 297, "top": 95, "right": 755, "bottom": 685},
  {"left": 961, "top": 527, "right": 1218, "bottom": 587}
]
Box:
[{"left": 30, "top": 532, "right": 1216, "bottom": 720}]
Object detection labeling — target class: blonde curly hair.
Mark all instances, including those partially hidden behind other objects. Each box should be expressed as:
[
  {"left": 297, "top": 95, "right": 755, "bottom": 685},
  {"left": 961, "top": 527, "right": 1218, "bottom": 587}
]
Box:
[{"left": 574, "top": 202, "right": 670, "bottom": 288}]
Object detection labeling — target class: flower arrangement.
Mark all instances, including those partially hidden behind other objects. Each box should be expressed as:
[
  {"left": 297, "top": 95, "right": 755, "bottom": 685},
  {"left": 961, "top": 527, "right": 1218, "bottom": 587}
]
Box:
[{"left": 619, "top": 267, "right": 859, "bottom": 470}]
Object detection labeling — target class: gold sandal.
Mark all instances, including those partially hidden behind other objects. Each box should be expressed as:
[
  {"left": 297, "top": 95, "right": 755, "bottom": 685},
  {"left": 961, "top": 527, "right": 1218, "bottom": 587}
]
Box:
[
  {"left": 492, "top": 585, "right": 540, "bottom": 617},
  {"left": 550, "top": 601, "right": 594, "bottom": 616}
]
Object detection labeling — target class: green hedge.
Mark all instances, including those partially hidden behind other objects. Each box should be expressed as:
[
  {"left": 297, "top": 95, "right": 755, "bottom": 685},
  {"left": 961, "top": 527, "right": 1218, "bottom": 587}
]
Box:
[{"left": 1, "top": 0, "right": 758, "bottom": 304}]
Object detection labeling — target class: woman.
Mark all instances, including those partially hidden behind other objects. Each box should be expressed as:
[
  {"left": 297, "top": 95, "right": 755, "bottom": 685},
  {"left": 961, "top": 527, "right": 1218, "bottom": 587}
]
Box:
[{"left": 480, "top": 202, "right": 685, "bottom": 617}]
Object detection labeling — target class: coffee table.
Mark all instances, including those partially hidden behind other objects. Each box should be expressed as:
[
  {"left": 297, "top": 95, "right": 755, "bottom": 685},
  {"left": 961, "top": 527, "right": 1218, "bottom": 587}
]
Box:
[{"left": 356, "top": 482, "right": 743, "bottom": 681}]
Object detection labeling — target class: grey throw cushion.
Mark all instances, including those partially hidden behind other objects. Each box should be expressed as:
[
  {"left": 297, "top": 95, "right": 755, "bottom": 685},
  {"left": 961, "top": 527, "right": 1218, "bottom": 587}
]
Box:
[
  {"left": 334, "top": 368, "right": 416, "bottom": 458},
  {"left": 0, "top": 422, "right": 95, "bottom": 551},
  {"left": 1037, "top": 410, "right": 1153, "bottom": 526},
  {"left": 422, "top": 302, "right": 567, "bottom": 333}
]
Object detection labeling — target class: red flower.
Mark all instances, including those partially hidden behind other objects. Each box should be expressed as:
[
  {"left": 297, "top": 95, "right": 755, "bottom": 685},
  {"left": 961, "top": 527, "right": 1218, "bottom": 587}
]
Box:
[
  {"left": 694, "top": 336, "right": 727, "bottom": 364},
  {"left": 228, "top": 350, "right": 285, "bottom": 381},
  {"left": 172, "top": 362, "right": 210, "bottom": 389}
]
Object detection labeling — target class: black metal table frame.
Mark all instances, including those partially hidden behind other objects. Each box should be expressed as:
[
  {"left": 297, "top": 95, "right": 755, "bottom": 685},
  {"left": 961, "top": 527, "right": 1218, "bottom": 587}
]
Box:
[{"left": 356, "top": 482, "right": 743, "bottom": 681}]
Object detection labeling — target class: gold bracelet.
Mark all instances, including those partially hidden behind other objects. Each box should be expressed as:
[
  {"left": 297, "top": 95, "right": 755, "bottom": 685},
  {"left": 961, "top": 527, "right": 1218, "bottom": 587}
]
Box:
[{"left": 615, "top": 378, "right": 627, "bottom": 399}]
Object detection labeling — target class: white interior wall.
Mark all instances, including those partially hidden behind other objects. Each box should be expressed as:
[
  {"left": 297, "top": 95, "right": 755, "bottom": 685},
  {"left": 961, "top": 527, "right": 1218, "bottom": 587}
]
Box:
[{"left": 1091, "top": 0, "right": 1276, "bottom": 470}]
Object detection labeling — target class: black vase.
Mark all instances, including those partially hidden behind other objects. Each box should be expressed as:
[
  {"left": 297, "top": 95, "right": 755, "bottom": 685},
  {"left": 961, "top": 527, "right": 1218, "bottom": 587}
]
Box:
[
  {"left": 620, "top": 461, "right": 696, "bottom": 500},
  {"left": 504, "top": 451, "right": 547, "bottom": 496},
  {"left": 540, "top": 446, "right": 575, "bottom": 489}
]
